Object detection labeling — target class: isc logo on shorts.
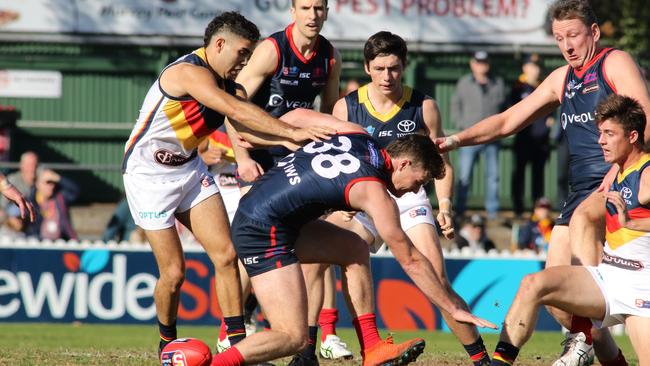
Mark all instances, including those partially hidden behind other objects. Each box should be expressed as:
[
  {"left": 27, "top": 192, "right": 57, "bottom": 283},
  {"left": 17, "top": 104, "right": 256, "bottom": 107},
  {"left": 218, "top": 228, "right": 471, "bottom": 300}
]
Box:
[{"left": 244, "top": 256, "right": 259, "bottom": 265}]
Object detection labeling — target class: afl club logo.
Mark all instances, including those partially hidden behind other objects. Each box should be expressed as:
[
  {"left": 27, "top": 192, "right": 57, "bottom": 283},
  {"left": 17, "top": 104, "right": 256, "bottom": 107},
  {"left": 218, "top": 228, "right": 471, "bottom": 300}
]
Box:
[
  {"left": 154, "top": 149, "right": 193, "bottom": 166},
  {"left": 268, "top": 94, "right": 284, "bottom": 107},
  {"left": 397, "top": 120, "right": 416, "bottom": 133},
  {"left": 564, "top": 79, "right": 583, "bottom": 99}
]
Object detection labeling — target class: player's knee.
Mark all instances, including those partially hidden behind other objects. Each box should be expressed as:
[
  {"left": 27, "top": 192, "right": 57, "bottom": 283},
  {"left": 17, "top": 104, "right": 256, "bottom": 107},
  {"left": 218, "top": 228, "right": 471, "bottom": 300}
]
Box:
[
  {"left": 284, "top": 331, "right": 309, "bottom": 353},
  {"left": 519, "top": 273, "right": 545, "bottom": 301},
  {"left": 211, "top": 246, "right": 238, "bottom": 271},
  {"left": 160, "top": 268, "right": 185, "bottom": 291}
]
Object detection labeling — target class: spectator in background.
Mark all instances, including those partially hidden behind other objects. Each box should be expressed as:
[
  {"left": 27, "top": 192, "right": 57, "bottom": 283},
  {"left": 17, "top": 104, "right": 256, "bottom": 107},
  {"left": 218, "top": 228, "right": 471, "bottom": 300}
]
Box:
[
  {"left": 455, "top": 213, "right": 496, "bottom": 251},
  {"left": 510, "top": 55, "right": 554, "bottom": 218},
  {"left": 25, "top": 168, "right": 79, "bottom": 240},
  {"left": 451, "top": 51, "right": 506, "bottom": 220},
  {"left": 517, "top": 197, "right": 555, "bottom": 253}
]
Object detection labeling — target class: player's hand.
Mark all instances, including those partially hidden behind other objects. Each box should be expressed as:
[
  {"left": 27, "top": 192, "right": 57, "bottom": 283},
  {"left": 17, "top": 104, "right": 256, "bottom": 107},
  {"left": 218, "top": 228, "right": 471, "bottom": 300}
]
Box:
[
  {"left": 237, "top": 158, "right": 264, "bottom": 183},
  {"left": 200, "top": 145, "right": 228, "bottom": 165},
  {"left": 339, "top": 210, "right": 358, "bottom": 222},
  {"left": 433, "top": 135, "right": 460, "bottom": 153},
  {"left": 2, "top": 184, "right": 34, "bottom": 222},
  {"left": 451, "top": 308, "right": 498, "bottom": 329},
  {"left": 436, "top": 211, "right": 455, "bottom": 239},
  {"left": 290, "top": 125, "right": 335, "bottom": 143},
  {"left": 605, "top": 191, "right": 628, "bottom": 227}
]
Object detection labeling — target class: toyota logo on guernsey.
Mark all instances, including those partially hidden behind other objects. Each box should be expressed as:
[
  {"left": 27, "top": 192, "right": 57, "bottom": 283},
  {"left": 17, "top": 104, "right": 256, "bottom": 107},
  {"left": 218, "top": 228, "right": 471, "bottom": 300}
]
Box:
[{"left": 397, "top": 120, "right": 416, "bottom": 133}]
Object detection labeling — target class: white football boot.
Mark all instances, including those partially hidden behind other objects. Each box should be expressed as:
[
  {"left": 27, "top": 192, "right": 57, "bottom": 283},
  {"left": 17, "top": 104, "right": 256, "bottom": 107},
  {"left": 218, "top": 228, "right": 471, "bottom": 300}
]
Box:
[
  {"left": 319, "top": 334, "right": 354, "bottom": 360},
  {"left": 552, "top": 332, "right": 595, "bottom": 366}
]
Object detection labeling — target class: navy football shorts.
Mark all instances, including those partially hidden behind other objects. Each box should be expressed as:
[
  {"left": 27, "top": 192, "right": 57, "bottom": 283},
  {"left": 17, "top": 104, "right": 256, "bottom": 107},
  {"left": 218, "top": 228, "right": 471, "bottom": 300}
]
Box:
[
  {"left": 230, "top": 212, "right": 299, "bottom": 277},
  {"left": 556, "top": 181, "right": 600, "bottom": 226}
]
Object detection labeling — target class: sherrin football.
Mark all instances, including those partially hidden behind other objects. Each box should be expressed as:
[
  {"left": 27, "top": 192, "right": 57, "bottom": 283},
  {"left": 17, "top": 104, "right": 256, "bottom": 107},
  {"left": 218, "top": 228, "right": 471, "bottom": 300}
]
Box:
[{"left": 160, "top": 338, "right": 212, "bottom": 366}]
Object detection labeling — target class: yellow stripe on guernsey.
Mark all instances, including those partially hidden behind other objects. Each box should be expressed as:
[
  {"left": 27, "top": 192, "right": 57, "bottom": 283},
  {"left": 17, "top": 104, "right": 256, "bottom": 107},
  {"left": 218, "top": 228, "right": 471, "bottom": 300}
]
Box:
[
  {"left": 358, "top": 84, "right": 412, "bottom": 122},
  {"left": 616, "top": 153, "right": 650, "bottom": 184},
  {"left": 163, "top": 100, "right": 203, "bottom": 151},
  {"left": 606, "top": 227, "right": 648, "bottom": 250}
]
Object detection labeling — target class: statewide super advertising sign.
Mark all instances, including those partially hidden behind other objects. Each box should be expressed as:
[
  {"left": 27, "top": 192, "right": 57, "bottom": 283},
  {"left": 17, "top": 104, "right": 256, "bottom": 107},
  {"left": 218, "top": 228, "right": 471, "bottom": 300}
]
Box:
[
  {"left": 0, "top": 246, "right": 559, "bottom": 331},
  {"left": 0, "top": 0, "right": 555, "bottom": 45}
]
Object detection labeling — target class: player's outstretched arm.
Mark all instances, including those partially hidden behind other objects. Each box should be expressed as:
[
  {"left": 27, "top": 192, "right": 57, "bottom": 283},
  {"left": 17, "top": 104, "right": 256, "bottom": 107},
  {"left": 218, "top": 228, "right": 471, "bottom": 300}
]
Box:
[
  {"left": 350, "top": 180, "right": 497, "bottom": 329},
  {"left": 435, "top": 67, "right": 564, "bottom": 153},
  {"left": 164, "top": 63, "right": 334, "bottom": 143}
]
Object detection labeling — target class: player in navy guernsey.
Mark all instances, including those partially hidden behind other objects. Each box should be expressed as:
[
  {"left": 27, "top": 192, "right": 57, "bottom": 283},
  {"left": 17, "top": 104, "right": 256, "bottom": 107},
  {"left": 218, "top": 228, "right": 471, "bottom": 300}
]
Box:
[
  {"left": 209, "top": 108, "right": 496, "bottom": 366},
  {"left": 436, "top": 1, "right": 650, "bottom": 365},
  {"left": 227, "top": 0, "right": 341, "bottom": 192}
]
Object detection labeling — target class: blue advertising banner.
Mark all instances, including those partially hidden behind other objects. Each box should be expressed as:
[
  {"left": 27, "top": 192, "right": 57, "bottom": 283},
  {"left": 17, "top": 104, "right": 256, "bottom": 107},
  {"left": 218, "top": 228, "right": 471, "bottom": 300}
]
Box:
[{"left": 0, "top": 245, "right": 559, "bottom": 331}]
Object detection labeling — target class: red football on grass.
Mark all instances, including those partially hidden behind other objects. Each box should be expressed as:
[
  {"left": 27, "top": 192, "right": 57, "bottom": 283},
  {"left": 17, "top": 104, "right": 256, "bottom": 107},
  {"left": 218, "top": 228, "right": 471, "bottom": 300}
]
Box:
[{"left": 160, "top": 338, "right": 212, "bottom": 366}]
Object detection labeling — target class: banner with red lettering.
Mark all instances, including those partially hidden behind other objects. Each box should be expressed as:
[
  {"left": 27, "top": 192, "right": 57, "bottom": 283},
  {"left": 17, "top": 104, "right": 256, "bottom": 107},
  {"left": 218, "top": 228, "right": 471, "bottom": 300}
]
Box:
[{"left": 0, "top": 0, "right": 555, "bottom": 45}]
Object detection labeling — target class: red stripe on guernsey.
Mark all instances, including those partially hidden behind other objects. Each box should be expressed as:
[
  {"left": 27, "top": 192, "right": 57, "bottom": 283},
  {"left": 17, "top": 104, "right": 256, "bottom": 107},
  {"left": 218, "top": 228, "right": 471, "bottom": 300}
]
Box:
[
  {"left": 286, "top": 23, "right": 320, "bottom": 64},
  {"left": 269, "top": 37, "right": 281, "bottom": 75},
  {"left": 182, "top": 100, "right": 210, "bottom": 137},
  {"left": 344, "top": 177, "right": 386, "bottom": 207},
  {"left": 607, "top": 206, "right": 650, "bottom": 233},
  {"left": 574, "top": 47, "right": 611, "bottom": 78},
  {"left": 381, "top": 149, "right": 393, "bottom": 171},
  {"left": 601, "top": 50, "right": 618, "bottom": 93},
  {"left": 209, "top": 130, "right": 233, "bottom": 148}
]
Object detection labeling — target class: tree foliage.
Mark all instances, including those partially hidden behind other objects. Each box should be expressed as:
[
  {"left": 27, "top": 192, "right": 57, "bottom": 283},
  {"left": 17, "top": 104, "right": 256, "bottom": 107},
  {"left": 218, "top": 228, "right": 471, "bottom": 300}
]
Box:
[{"left": 592, "top": 0, "right": 650, "bottom": 67}]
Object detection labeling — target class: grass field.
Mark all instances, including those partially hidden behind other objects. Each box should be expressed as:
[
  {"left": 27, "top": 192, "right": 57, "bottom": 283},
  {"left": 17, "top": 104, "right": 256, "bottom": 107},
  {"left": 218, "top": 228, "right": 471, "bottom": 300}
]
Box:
[{"left": 0, "top": 323, "right": 637, "bottom": 365}]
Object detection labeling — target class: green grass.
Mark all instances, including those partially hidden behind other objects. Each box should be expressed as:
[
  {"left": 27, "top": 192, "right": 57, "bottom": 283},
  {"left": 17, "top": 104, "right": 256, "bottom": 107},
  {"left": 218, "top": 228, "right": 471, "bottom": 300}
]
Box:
[{"left": 0, "top": 323, "right": 638, "bottom": 365}]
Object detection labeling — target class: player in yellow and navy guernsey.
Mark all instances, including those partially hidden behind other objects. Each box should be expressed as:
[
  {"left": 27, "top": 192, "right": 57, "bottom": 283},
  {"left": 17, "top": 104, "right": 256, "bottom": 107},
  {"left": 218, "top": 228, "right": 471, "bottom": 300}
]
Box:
[
  {"left": 436, "top": 2, "right": 650, "bottom": 363},
  {"left": 209, "top": 108, "right": 496, "bottom": 366},
  {"left": 121, "top": 12, "right": 334, "bottom": 361},
  {"left": 486, "top": 95, "right": 650, "bottom": 366},
  {"left": 301, "top": 31, "right": 489, "bottom": 366}
]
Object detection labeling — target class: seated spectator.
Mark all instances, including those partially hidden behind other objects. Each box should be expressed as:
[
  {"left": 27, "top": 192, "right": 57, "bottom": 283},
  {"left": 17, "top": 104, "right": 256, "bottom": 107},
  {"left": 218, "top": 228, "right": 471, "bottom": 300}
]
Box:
[
  {"left": 26, "top": 169, "right": 79, "bottom": 240},
  {"left": 455, "top": 213, "right": 496, "bottom": 251},
  {"left": 102, "top": 197, "right": 144, "bottom": 243},
  {"left": 517, "top": 197, "right": 554, "bottom": 252}
]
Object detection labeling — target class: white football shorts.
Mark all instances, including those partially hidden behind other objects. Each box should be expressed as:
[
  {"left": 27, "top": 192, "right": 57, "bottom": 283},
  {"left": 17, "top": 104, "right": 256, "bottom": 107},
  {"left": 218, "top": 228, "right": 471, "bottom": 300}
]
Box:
[
  {"left": 123, "top": 163, "right": 219, "bottom": 230},
  {"left": 354, "top": 186, "right": 436, "bottom": 252},
  {"left": 586, "top": 263, "right": 650, "bottom": 327}
]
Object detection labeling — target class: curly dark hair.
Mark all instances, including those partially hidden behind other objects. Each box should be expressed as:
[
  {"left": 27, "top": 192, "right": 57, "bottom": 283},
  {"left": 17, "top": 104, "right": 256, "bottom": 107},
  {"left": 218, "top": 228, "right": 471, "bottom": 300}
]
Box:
[
  {"left": 386, "top": 134, "right": 445, "bottom": 180},
  {"left": 549, "top": 0, "right": 597, "bottom": 27},
  {"left": 203, "top": 11, "right": 260, "bottom": 48}
]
